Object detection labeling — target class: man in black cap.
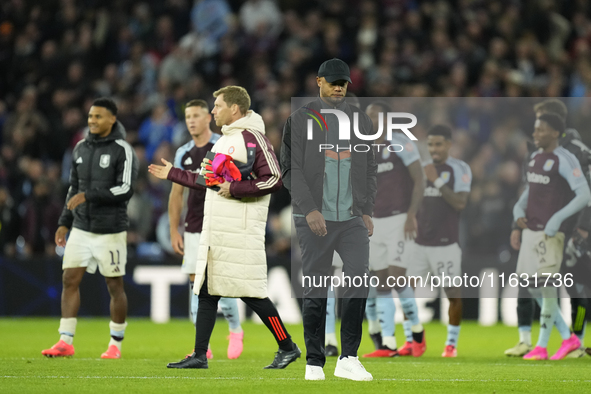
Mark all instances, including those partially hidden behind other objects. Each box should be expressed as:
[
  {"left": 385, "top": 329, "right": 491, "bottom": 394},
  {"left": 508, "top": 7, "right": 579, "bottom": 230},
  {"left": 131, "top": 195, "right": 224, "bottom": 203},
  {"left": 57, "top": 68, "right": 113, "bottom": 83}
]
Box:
[{"left": 281, "top": 58, "right": 377, "bottom": 381}]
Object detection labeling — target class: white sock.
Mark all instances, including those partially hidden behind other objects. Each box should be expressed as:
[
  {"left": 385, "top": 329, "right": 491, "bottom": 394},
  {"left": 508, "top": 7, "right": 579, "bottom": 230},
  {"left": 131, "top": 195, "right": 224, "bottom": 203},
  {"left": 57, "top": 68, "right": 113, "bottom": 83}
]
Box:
[
  {"left": 109, "top": 337, "right": 123, "bottom": 350},
  {"left": 368, "top": 319, "right": 381, "bottom": 335},
  {"left": 58, "top": 318, "right": 77, "bottom": 345},
  {"left": 382, "top": 335, "right": 397, "bottom": 350},
  {"left": 519, "top": 329, "right": 532, "bottom": 346},
  {"left": 411, "top": 323, "right": 424, "bottom": 333},
  {"left": 325, "top": 332, "right": 338, "bottom": 347},
  {"left": 109, "top": 321, "right": 127, "bottom": 350}
]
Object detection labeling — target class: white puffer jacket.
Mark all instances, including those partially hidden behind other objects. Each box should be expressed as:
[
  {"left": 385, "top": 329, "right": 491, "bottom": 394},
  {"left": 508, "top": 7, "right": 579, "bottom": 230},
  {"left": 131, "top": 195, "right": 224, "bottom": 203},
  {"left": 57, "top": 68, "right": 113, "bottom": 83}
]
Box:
[{"left": 193, "top": 111, "right": 282, "bottom": 298}]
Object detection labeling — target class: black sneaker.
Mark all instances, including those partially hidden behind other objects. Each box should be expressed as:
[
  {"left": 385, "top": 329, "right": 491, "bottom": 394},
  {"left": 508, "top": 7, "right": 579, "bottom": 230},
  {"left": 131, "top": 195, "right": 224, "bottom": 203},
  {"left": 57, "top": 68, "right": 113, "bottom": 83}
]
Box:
[
  {"left": 167, "top": 352, "right": 208, "bottom": 369},
  {"left": 325, "top": 344, "right": 339, "bottom": 357},
  {"left": 369, "top": 332, "right": 385, "bottom": 350},
  {"left": 264, "top": 344, "right": 301, "bottom": 369}
]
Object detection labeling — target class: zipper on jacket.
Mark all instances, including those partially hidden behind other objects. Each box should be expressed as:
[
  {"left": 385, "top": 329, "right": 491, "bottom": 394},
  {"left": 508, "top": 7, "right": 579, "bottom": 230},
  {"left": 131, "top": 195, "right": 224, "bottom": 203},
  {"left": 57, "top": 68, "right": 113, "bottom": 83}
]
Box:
[
  {"left": 350, "top": 166, "right": 354, "bottom": 216},
  {"left": 86, "top": 141, "right": 96, "bottom": 223},
  {"left": 321, "top": 125, "right": 327, "bottom": 214},
  {"left": 350, "top": 141, "right": 356, "bottom": 216},
  {"left": 336, "top": 151, "right": 340, "bottom": 221}
]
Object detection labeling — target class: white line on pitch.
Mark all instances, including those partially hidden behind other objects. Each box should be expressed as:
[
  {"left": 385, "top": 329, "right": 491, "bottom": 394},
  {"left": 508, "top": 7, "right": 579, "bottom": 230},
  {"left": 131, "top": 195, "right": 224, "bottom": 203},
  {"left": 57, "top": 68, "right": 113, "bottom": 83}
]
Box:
[{"left": 2, "top": 376, "right": 591, "bottom": 383}]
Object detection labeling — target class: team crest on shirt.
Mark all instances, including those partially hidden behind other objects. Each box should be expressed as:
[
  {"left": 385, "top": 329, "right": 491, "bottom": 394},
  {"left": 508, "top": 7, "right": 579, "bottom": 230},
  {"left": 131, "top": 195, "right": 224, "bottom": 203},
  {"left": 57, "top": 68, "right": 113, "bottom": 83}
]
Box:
[
  {"left": 543, "top": 159, "right": 555, "bottom": 171},
  {"left": 382, "top": 149, "right": 390, "bottom": 160},
  {"left": 99, "top": 154, "right": 110, "bottom": 168},
  {"left": 440, "top": 171, "right": 451, "bottom": 183}
]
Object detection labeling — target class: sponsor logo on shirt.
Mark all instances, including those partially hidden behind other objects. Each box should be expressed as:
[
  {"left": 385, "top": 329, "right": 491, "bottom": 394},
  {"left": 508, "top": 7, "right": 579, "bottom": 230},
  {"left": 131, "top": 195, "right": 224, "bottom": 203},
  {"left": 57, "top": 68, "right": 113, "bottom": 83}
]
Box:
[
  {"left": 377, "top": 162, "right": 394, "bottom": 173},
  {"left": 424, "top": 186, "right": 442, "bottom": 197},
  {"left": 527, "top": 172, "right": 550, "bottom": 184},
  {"left": 462, "top": 174, "right": 470, "bottom": 183}
]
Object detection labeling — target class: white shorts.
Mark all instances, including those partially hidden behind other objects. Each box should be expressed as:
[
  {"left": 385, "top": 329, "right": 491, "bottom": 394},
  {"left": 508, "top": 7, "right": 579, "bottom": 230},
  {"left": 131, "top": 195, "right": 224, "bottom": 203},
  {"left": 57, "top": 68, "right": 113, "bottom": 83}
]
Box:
[
  {"left": 516, "top": 229, "right": 565, "bottom": 277},
  {"left": 407, "top": 243, "right": 462, "bottom": 286},
  {"left": 369, "top": 214, "right": 414, "bottom": 271},
  {"left": 62, "top": 228, "right": 127, "bottom": 277},
  {"left": 182, "top": 232, "right": 201, "bottom": 274}
]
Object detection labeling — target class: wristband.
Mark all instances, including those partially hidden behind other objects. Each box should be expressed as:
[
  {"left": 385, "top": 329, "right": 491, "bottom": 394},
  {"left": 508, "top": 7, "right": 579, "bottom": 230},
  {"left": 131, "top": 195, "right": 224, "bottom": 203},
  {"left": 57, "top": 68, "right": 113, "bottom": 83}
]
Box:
[{"left": 433, "top": 178, "right": 445, "bottom": 189}]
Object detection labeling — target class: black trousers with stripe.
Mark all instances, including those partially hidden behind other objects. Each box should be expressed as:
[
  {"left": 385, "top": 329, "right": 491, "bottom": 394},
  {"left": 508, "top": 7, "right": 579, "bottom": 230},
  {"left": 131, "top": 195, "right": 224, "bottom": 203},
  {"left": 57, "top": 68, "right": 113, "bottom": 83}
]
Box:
[
  {"left": 194, "top": 269, "right": 293, "bottom": 356},
  {"left": 295, "top": 216, "right": 370, "bottom": 367}
]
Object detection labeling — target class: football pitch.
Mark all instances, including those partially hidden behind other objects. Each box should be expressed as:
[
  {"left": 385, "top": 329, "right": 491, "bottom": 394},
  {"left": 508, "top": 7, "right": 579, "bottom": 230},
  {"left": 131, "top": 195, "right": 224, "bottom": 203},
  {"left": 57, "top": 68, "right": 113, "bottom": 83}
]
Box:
[{"left": 1, "top": 318, "right": 589, "bottom": 393}]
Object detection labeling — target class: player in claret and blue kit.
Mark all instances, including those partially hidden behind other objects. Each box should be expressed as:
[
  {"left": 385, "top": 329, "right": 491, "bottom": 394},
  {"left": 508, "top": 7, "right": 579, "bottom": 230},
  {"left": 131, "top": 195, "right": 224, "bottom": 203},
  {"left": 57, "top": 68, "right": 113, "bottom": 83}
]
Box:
[
  {"left": 361, "top": 101, "right": 426, "bottom": 358},
  {"left": 408, "top": 125, "right": 471, "bottom": 358},
  {"left": 512, "top": 113, "right": 591, "bottom": 360}
]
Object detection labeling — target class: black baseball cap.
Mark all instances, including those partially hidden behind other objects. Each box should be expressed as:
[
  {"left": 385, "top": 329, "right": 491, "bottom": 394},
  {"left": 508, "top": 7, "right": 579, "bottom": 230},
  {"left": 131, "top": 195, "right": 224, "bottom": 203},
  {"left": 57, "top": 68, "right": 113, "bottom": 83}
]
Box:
[{"left": 318, "top": 58, "right": 352, "bottom": 84}]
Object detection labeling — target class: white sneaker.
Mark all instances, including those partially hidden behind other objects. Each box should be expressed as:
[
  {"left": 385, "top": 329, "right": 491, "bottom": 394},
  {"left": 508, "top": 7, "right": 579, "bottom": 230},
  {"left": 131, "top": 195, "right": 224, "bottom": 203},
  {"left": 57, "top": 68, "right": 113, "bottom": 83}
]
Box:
[
  {"left": 566, "top": 348, "right": 586, "bottom": 358},
  {"left": 305, "top": 365, "right": 325, "bottom": 380},
  {"left": 334, "top": 356, "right": 373, "bottom": 381},
  {"left": 504, "top": 342, "right": 532, "bottom": 357}
]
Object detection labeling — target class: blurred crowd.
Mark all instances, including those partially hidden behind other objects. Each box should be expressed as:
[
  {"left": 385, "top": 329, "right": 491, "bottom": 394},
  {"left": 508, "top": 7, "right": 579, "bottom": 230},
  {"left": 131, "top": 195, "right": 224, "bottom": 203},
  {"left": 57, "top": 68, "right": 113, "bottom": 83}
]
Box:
[{"left": 1, "top": 0, "right": 591, "bottom": 263}]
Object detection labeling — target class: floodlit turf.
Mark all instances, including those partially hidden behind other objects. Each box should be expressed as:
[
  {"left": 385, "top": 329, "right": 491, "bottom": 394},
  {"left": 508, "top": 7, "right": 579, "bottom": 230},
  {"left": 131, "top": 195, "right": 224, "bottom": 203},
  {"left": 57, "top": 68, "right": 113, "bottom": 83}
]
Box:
[{"left": 1, "top": 318, "right": 590, "bottom": 393}]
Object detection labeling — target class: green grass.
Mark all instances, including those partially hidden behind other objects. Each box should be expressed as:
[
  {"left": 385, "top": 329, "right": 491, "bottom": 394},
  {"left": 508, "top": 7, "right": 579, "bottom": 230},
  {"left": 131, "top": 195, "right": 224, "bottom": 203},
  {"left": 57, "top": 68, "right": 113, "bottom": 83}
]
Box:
[{"left": 1, "top": 318, "right": 590, "bottom": 393}]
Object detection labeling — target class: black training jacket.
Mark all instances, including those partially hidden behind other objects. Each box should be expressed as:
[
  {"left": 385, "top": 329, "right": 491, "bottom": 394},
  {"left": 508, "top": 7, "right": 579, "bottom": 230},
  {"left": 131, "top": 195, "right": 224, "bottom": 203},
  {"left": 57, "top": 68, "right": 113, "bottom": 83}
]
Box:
[
  {"left": 561, "top": 129, "right": 591, "bottom": 231},
  {"left": 58, "top": 121, "right": 139, "bottom": 234},
  {"left": 280, "top": 98, "right": 378, "bottom": 217}
]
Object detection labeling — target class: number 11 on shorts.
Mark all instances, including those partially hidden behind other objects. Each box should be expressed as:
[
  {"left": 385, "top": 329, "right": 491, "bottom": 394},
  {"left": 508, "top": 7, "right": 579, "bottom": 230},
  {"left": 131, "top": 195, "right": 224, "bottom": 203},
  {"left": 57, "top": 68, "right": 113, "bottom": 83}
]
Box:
[{"left": 110, "top": 250, "right": 120, "bottom": 266}]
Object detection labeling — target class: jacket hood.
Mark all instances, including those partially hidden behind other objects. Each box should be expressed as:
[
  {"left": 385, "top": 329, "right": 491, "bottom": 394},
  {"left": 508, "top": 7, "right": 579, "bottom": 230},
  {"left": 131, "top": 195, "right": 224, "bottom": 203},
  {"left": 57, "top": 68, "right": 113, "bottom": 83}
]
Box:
[
  {"left": 86, "top": 121, "right": 127, "bottom": 142},
  {"left": 221, "top": 110, "right": 265, "bottom": 136},
  {"left": 561, "top": 128, "right": 582, "bottom": 144}
]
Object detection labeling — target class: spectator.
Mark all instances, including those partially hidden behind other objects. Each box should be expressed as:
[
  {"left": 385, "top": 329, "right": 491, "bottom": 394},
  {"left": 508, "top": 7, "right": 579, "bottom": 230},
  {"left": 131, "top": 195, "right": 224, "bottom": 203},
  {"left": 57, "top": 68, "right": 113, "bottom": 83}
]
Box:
[
  {"left": 138, "top": 103, "right": 177, "bottom": 162},
  {"left": 0, "top": 187, "right": 18, "bottom": 256},
  {"left": 190, "top": 0, "right": 231, "bottom": 58},
  {"left": 21, "top": 177, "right": 62, "bottom": 256},
  {"left": 240, "top": 0, "right": 282, "bottom": 36}
]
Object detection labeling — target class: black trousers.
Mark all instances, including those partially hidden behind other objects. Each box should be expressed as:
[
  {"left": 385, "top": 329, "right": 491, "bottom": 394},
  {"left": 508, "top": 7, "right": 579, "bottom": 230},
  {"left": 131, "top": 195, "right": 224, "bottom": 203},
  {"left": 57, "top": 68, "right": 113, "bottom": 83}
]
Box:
[
  {"left": 194, "top": 268, "right": 292, "bottom": 356},
  {"left": 564, "top": 250, "right": 591, "bottom": 336},
  {"left": 295, "top": 216, "right": 370, "bottom": 367}
]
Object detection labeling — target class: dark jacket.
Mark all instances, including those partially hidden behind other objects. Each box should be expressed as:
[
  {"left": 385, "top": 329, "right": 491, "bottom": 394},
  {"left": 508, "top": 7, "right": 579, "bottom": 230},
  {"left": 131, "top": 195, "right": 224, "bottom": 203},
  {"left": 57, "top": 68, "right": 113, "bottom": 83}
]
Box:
[
  {"left": 58, "top": 121, "right": 139, "bottom": 234},
  {"left": 280, "top": 98, "right": 377, "bottom": 217},
  {"left": 561, "top": 129, "right": 591, "bottom": 231}
]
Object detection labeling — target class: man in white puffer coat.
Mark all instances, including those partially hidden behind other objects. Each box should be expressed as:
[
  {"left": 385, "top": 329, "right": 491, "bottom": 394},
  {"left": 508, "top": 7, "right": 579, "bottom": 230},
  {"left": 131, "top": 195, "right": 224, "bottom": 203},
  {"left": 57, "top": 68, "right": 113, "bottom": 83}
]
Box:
[{"left": 149, "top": 86, "right": 300, "bottom": 370}]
